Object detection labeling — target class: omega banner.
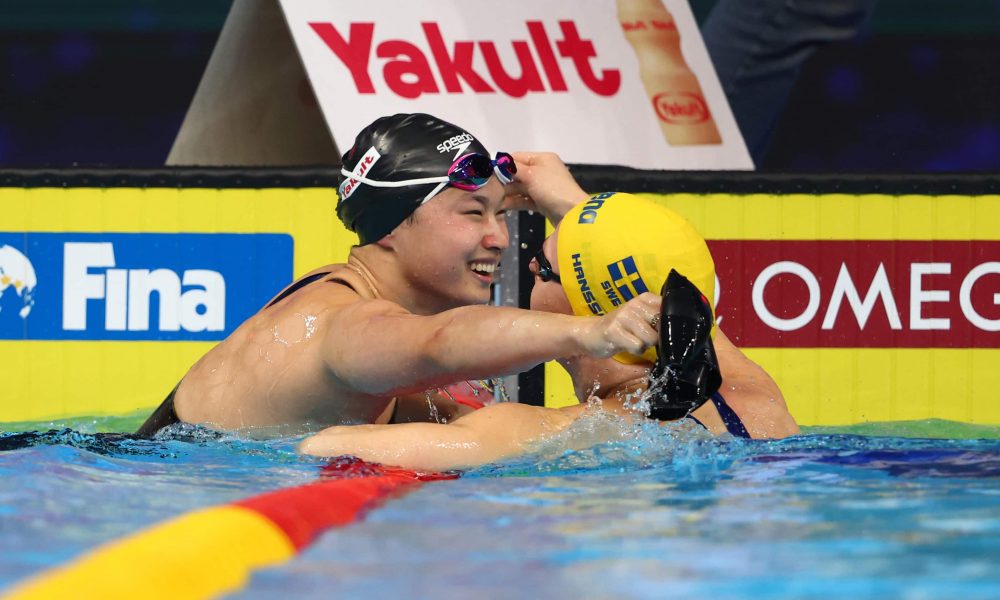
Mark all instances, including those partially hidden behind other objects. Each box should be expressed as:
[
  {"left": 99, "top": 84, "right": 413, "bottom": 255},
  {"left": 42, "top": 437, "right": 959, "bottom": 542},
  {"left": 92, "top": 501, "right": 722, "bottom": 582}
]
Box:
[
  {"left": 711, "top": 240, "right": 1000, "bottom": 348},
  {"left": 544, "top": 185, "right": 1000, "bottom": 426},
  {"left": 276, "top": 0, "right": 752, "bottom": 170}
]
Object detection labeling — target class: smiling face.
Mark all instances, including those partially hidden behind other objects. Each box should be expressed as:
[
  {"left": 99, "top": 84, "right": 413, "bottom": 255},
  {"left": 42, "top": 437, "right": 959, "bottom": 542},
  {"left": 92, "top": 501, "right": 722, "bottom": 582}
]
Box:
[
  {"left": 387, "top": 178, "right": 509, "bottom": 313},
  {"left": 528, "top": 227, "right": 574, "bottom": 316}
]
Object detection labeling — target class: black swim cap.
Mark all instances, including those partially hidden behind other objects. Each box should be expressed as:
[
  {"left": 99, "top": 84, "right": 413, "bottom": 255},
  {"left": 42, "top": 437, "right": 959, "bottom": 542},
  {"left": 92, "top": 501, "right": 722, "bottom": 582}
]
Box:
[{"left": 336, "top": 113, "right": 490, "bottom": 245}]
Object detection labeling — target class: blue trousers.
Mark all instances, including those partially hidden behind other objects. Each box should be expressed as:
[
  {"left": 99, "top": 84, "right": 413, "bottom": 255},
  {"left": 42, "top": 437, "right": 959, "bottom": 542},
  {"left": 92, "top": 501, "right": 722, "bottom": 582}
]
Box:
[{"left": 702, "top": 0, "right": 879, "bottom": 164}]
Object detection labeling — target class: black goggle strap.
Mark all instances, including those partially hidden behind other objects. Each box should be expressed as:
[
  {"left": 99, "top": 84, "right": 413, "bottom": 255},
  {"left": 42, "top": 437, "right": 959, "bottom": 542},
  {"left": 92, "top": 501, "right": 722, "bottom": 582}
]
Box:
[{"left": 533, "top": 247, "right": 559, "bottom": 283}]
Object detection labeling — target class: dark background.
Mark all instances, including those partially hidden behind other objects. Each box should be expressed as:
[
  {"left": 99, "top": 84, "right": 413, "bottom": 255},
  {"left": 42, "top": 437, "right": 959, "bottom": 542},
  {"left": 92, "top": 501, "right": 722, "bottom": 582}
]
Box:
[{"left": 1, "top": 0, "right": 999, "bottom": 172}]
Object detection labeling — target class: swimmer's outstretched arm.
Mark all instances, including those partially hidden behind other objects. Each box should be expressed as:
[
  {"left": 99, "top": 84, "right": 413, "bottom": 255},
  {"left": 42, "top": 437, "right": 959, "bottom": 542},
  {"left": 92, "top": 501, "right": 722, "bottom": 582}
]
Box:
[
  {"left": 323, "top": 293, "right": 661, "bottom": 397},
  {"left": 300, "top": 402, "right": 587, "bottom": 472}
]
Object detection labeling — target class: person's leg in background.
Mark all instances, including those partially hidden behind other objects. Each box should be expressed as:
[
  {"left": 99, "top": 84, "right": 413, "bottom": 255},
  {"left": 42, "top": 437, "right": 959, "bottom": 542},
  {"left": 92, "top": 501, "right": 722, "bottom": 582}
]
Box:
[{"left": 702, "top": 0, "right": 879, "bottom": 165}]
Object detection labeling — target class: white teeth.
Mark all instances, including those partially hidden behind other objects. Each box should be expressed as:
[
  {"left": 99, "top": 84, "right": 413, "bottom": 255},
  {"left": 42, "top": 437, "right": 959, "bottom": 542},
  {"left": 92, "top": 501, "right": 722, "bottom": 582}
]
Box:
[{"left": 470, "top": 262, "right": 497, "bottom": 274}]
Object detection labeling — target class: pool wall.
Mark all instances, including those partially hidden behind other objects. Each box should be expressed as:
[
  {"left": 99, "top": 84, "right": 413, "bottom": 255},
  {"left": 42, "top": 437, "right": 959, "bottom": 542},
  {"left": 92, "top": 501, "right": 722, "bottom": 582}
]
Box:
[
  {"left": 0, "top": 170, "right": 356, "bottom": 423},
  {"left": 1, "top": 169, "right": 998, "bottom": 426}
]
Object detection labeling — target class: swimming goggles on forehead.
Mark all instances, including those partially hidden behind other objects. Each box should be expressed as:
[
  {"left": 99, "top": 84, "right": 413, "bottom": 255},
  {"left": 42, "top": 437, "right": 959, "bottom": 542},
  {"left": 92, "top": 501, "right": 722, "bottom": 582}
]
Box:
[{"left": 339, "top": 152, "right": 516, "bottom": 204}]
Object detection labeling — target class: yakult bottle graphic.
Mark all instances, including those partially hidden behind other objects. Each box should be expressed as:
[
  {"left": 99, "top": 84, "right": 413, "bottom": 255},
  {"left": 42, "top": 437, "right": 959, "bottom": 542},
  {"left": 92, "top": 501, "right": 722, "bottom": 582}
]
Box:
[{"left": 617, "top": 0, "right": 722, "bottom": 146}]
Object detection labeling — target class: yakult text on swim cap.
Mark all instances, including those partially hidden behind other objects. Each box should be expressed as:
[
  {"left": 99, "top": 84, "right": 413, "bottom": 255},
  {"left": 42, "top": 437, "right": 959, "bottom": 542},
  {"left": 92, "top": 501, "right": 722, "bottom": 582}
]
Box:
[{"left": 341, "top": 147, "right": 381, "bottom": 199}]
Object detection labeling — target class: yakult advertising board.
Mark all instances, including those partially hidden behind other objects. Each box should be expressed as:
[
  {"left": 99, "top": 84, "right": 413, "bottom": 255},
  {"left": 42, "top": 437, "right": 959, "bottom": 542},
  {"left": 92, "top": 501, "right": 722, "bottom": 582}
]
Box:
[{"left": 278, "top": 0, "right": 753, "bottom": 170}]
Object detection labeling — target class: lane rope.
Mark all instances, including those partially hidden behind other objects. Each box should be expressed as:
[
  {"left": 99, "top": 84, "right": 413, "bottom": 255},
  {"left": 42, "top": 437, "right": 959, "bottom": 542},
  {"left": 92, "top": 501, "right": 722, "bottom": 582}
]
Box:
[{"left": 3, "top": 457, "right": 458, "bottom": 600}]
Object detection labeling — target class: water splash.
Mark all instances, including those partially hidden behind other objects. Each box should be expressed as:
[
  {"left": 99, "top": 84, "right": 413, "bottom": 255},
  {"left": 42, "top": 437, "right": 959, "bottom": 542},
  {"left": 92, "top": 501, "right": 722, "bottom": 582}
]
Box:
[
  {"left": 303, "top": 314, "right": 317, "bottom": 339},
  {"left": 5, "top": 415, "right": 1000, "bottom": 599},
  {"left": 271, "top": 313, "right": 318, "bottom": 346}
]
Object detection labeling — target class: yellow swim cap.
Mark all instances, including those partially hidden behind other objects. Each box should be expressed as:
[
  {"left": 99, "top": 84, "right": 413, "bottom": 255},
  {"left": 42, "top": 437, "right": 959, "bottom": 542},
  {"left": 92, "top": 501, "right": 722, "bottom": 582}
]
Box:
[{"left": 557, "top": 192, "right": 716, "bottom": 364}]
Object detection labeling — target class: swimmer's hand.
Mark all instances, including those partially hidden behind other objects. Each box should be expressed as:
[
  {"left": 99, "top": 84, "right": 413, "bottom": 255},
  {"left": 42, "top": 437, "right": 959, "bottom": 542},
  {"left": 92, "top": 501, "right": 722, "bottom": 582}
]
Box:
[
  {"left": 504, "top": 152, "right": 589, "bottom": 225},
  {"left": 575, "top": 292, "right": 661, "bottom": 358},
  {"left": 647, "top": 270, "right": 722, "bottom": 421}
]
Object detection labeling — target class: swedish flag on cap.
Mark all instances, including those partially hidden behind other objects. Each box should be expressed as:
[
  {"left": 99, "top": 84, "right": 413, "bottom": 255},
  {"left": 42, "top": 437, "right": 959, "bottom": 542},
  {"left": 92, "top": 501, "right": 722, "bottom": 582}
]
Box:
[
  {"left": 607, "top": 256, "right": 650, "bottom": 301},
  {"left": 556, "top": 192, "right": 716, "bottom": 364}
]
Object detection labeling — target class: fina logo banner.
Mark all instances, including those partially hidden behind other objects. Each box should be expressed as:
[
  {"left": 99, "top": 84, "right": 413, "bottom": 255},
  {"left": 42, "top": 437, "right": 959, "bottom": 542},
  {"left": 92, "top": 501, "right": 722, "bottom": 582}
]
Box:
[
  {"left": 0, "top": 233, "right": 293, "bottom": 341},
  {"left": 710, "top": 240, "right": 1000, "bottom": 348},
  {"left": 277, "top": 0, "right": 752, "bottom": 170}
]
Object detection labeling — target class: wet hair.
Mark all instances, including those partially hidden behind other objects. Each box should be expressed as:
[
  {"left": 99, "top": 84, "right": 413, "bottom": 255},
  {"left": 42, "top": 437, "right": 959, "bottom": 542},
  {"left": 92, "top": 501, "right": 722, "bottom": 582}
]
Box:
[{"left": 336, "top": 113, "right": 489, "bottom": 245}]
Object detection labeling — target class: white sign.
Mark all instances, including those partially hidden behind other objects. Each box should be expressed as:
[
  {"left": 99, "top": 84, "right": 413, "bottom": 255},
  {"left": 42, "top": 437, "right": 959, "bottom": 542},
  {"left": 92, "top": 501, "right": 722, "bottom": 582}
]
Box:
[{"left": 278, "top": 0, "right": 753, "bottom": 170}]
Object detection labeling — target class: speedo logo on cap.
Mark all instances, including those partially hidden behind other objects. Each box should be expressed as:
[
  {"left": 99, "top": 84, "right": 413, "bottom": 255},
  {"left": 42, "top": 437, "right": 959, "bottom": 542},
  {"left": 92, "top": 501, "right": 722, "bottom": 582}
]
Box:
[
  {"left": 577, "top": 192, "right": 615, "bottom": 224},
  {"left": 340, "top": 146, "right": 382, "bottom": 199},
  {"left": 606, "top": 256, "right": 649, "bottom": 301},
  {"left": 437, "top": 133, "right": 474, "bottom": 154},
  {"left": 572, "top": 253, "right": 604, "bottom": 315}
]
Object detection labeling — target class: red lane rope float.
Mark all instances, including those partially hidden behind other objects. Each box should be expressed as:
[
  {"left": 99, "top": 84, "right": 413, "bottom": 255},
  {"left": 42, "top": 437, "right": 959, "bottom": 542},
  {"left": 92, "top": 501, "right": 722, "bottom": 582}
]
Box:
[{"left": 4, "top": 458, "right": 459, "bottom": 600}]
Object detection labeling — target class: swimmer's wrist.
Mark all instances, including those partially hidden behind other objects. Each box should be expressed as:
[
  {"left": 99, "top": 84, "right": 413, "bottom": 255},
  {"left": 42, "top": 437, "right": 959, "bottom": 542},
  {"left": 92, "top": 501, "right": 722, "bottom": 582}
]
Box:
[
  {"left": 545, "top": 191, "right": 589, "bottom": 225},
  {"left": 565, "top": 315, "right": 606, "bottom": 358}
]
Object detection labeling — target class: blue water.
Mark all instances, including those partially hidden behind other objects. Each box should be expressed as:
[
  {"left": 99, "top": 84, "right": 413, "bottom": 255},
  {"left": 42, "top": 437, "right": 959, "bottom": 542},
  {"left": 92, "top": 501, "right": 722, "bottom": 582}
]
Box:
[{"left": 2, "top": 417, "right": 999, "bottom": 599}]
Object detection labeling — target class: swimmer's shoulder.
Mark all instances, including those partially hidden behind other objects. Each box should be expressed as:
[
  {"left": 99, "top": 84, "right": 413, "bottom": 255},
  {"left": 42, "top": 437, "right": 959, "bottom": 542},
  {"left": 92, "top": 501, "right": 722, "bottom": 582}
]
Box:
[
  {"left": 264, "top": 264, "right": 365, "bottom": 310},
  {"left": 264, "top": 264, "right": 417, "bottom": 332}
]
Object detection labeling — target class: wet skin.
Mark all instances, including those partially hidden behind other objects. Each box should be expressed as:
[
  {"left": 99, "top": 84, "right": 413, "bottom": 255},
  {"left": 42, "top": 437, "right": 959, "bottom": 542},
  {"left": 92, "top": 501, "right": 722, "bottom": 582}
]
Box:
[
  {"left": 175, "top": 182, "right": 512, "bottom": 431},
  {"left": 173, "top": 176, "right": 665, "bottom": 433}
]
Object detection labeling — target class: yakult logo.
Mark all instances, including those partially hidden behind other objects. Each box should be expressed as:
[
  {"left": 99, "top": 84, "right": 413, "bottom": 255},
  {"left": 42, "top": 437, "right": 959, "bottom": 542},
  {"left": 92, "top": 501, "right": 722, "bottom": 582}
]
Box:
[
  {"left": 710, "top": 240, "right": 1000, "bottom": 348},
  {"left": 653, "top": 91, "right": 710, "bottom": 124},
  {"left": 0, "top": 232, "right": 292, "bottom": 341},
  {"left": 340, "top": 146, "right": 382, "bottom": 200},
  {"left": 309, "top": 21, "right": 621, "bottom": 99}
]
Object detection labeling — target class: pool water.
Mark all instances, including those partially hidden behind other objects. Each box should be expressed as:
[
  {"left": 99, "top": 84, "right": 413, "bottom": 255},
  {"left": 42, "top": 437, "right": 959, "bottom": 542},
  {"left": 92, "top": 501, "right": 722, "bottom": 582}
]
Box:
[{"left": 2, "top": 414, "right": 999, "bottom": 599}]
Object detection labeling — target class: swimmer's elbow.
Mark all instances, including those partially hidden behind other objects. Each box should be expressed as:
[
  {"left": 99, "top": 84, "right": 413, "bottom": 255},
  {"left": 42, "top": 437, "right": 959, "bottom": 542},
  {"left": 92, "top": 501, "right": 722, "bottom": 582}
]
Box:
[
  {"left": 415, "top": 318, "right": 461, "bottom": 372},
  {"left": 324, "top": 354, "right": 428, "bottom": 396},
  {"left": 757, "top": 416, "right": 800, "bottom": 440},
  {"left": 299, "top": 435, "right": 330, "bottom": 457},
  {"left": 326, "top": 317, "right": 464, "bottom": 396},
  {"left": 751, "top": 390, "right": 800, "bottom": 439},
  {"left": 772, "top": 399, "right": 801, "bottom": 438},
  {"left": 299, "top": 426, "right": 363, "bottom": 457}
]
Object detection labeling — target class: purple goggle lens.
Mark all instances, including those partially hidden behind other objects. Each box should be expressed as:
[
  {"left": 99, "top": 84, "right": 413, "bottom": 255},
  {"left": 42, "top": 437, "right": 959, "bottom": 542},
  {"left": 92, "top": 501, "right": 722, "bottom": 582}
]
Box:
[{"left": 447, "top": 152, "right": 516, "bottom": 190}]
